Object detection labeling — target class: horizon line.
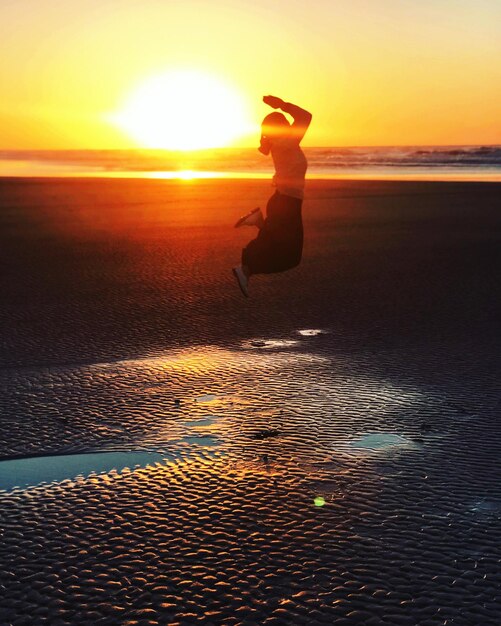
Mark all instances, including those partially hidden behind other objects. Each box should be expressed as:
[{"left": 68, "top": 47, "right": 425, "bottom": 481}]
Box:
[{"left": 1, "top": 143, "right": 500, "bottom": 153}]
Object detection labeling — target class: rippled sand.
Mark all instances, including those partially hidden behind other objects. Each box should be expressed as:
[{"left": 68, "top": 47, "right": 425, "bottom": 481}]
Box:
[{"left": 1, "top": 178, "right": 500, "bottom": 624}]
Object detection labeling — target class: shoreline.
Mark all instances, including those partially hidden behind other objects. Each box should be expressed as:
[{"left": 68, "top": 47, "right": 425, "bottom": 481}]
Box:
[
  {"left": 1, "top": 172, "right": 501, "bottom": 183},
  {"left": 1, "top": 171, "right": 501, "bottom": 182}
]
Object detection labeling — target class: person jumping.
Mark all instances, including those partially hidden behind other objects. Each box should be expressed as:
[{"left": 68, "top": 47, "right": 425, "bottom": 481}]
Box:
[{"left": 232, "top": 95, "right": 312, "bottom": 297}]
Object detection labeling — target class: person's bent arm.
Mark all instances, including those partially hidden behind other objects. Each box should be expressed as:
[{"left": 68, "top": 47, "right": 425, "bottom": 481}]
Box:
[
  {"left": 263, "top": 95, "right": 312, "bottom": 142},
  {"left": 281, "top": 101, "right": 312, "bottom": 141}
]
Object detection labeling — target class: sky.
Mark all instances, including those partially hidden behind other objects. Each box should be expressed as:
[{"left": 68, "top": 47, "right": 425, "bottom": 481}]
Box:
[{"left": 1, "top": 0, "right": 500, "bottom": 149}]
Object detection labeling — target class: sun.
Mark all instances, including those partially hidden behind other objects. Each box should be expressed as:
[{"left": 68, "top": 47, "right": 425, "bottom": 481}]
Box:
[{"left": 111, "top": 69, "right": 253, "bottom": 151}]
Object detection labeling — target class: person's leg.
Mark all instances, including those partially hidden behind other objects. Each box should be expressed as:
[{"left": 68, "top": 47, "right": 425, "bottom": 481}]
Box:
[
  {"left": 232, "top": 195, "right": 276, "bottom": 295},
  {"left": 273, "top": 194, "right": 303, "bottom": 271},
  {"left": 240, "top": 193, "right": 279, "bottom": 275},
  {"left": 233, "top": 193, "right": 303, "bottom": 295},
  {"left": 232, "top": 265, "right": 250, "bottom": 297},
  {"left": 244, "top": 193, "right": 303, "bottom": 274},
  {"left": 234, "top": 207, "right": 264, "bottom": 229}
]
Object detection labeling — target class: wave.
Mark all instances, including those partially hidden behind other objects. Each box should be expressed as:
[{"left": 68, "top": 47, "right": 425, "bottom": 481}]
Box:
[
  {"left": 307, "top": 146, "right": 501, "bottom": 168},
  {"left": 1, "top": 145, "right": 501, "bottom": 174}
]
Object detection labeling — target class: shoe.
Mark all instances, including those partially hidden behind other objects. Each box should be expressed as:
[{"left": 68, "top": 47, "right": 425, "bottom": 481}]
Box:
[
  {"left": 232, "top": 266, "right": 249, "bottom": 297},
  {"left": 234, "top": 207, "right": 263, "bottom": 228}
]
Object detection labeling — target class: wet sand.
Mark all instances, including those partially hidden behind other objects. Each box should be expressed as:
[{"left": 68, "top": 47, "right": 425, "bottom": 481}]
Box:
[{"left": 1, "top": 178, "right": 500, "bottom": 624}]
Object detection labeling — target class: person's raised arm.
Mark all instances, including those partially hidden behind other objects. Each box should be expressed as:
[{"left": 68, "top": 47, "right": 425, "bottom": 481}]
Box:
[{"left": 263, "top": 95, "right": 312, "bottom": 142}]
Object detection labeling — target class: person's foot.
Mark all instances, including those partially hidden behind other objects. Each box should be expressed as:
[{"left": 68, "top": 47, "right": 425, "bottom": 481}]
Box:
[
  {"left": 234, "top": 207, "right": 263, "bottom": 229},
  {"left": 232, "top": 265, "right": 249, "bottom": 297}
]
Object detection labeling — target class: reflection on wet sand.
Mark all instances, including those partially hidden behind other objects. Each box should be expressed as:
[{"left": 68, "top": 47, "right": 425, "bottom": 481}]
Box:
[
  {"left": 1, "top": 342, "right": 427, "bottom": 493},
  {"left": 1, "top": 179, "right": 500, "bottom": 624}
]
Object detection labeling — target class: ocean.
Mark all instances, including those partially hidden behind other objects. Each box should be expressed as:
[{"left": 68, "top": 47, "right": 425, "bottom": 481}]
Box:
[{"left": 1, "top": 145, "right": 501, "bottom": 180}]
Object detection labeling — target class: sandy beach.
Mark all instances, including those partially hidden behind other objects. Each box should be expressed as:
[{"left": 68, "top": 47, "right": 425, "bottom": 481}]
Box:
[{"left": 1, "top": 177, "right": 501, "bottom": 624}]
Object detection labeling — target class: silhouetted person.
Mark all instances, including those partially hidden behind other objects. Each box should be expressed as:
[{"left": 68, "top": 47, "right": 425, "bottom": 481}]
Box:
[{"left": 233, "top": 95, "right": 312, "bottom": 296}]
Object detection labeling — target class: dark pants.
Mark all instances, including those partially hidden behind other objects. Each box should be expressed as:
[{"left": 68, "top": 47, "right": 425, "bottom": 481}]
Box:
[{"left": 242, "top": 191, "right": 303, "bottom": 275}]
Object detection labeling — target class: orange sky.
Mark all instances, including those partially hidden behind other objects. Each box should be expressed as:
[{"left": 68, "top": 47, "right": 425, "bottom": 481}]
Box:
[{"left": 1, "top": 0, "right": 500, "bottom": 149}]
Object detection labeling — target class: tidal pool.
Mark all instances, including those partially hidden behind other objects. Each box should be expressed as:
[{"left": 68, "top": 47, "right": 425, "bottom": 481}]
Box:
[
  {"left": 350, "top": 433, "right": 413, "bottom": 450},
  {"left": 0, "top": 450, "right": 169, "bottom": 491}
]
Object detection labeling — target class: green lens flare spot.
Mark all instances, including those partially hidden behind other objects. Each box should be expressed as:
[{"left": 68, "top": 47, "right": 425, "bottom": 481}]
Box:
[{"left": 314, "top": 496, "right": 326, "bottom": 507}]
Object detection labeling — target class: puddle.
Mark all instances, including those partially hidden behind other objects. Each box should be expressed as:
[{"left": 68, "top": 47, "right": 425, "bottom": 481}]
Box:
[
  {"left": 244, "top": 339, "right": 299, "bottom": 349},
  {"left": 0, "top": 451, "right": 170, "bottom": 491},
  {"left": 349, "top": 433, "right": 414, "bottom": 450},
  {"left": 183, "top": 416, "right": 218, "bottom": 427},
  {"left": 469, "top": 500, "right": 501, "bottom": 515},
  {"left": 194, "top": 394, "right": 219, "bottom": 403},
  {"left": 181, "top": 435, "right": 220, "bottom": 447}
]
